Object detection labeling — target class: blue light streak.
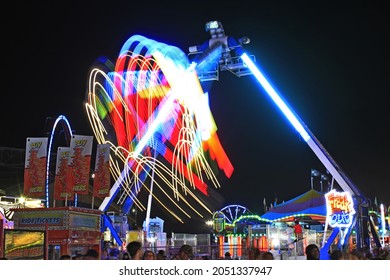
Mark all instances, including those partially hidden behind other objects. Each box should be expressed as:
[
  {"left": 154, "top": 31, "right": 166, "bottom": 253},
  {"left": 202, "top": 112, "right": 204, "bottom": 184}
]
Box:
[{"left": 241, "top": 53, "right": 310, "bottom": 142}]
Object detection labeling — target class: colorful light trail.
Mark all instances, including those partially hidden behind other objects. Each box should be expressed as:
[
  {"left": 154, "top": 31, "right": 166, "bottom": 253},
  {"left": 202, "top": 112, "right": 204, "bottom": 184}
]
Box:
[{"left": 85, "top": 35, "right": 233, "bottom": 223}]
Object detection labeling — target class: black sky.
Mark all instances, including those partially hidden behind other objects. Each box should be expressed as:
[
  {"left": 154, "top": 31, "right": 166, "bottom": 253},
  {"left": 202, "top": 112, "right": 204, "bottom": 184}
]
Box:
[{"left": 2, "top": 1, "right": 389, "bottom": 232}]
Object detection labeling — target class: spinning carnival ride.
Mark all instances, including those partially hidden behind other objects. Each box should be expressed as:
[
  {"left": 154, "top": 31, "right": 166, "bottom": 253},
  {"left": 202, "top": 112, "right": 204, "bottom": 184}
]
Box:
[
  {"left": 187, "top": 21, "right": 381, "bottom": 255},
  {"left": 85, "top": 21, "right": 380, "bottom": 253},
  {"left": 85, "top": 35, "right": 234, "bottom": 245}
]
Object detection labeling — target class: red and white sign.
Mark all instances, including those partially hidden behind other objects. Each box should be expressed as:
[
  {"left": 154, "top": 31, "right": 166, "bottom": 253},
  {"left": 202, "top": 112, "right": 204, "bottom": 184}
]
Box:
[
  {"left": 53, "top": 147, "right": 73, "bottom": 201},
  {"left": 93, "top": 143, "right": 111, "bottom": 198},
  {"left": 24, "top": 137, "right": 48, "bottom": 197},
  {"left": 66, "top": 135, "right": 93, "bottom": 195}
]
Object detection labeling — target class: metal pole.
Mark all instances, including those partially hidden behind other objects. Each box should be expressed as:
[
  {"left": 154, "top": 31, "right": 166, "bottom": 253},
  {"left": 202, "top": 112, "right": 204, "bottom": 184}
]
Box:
[{"left": 145, "top": 149, "right": 157, "bottom": 239}]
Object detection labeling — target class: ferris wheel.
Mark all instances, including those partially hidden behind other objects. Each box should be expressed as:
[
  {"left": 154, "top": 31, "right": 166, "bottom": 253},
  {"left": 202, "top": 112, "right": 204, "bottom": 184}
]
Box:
[{"left": 219, "top": 204, "right": 250, "bottom": 224}]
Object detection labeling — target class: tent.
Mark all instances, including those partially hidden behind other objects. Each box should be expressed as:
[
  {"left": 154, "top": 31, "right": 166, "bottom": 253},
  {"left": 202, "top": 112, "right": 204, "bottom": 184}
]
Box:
[{"left": 261, "top": 189, "right": 326, "bottom": 223}]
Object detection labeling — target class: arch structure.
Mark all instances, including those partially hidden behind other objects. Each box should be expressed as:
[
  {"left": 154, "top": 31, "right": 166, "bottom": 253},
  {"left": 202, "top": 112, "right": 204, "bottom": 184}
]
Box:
[{"left": 45, "top": 115, "right": 73, "bottom": 208}]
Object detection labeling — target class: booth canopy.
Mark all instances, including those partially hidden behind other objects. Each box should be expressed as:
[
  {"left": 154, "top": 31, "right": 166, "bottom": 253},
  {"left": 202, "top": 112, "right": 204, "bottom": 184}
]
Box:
[{"left": 261, "top": 189, "right": 326, "bottom": 223}]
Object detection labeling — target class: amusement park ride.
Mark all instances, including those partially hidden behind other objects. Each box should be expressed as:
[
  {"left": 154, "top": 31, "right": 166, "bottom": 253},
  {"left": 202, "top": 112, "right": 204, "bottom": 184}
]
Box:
[
  {"left": 89, "top": 20, "right": 381, "bottom": 257},
  {"left": 0, "top": 21, "right": 383, "bottom": 260},
  {"left": 185, "top": 21, "right": 381, "bottom": 255}
]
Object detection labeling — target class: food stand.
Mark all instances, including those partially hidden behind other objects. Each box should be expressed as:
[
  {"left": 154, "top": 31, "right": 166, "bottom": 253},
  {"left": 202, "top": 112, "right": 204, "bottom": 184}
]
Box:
[{"left": 12, "top": 206, "right": 102, "bottom": 259}]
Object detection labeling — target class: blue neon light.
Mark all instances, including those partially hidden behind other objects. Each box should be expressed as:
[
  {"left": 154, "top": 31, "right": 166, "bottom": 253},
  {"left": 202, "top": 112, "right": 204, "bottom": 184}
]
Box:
[
  {"left": 241, "top": 53, "right": 310, "bottom": 142},
  {"left": 45, "top": 115, "right": 73, "bottom": 208}
]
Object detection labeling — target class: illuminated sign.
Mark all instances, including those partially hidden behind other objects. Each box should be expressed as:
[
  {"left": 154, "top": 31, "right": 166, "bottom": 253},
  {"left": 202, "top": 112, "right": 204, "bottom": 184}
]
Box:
[
  {"left": 4, "top": 229, "right": 45, "bottom": 260},
  {"left": 213, "top": 211, "right": 225, "bottom": 233},
  {"left": 16, "top": 212, "right": 63, "bottom": 228},
  {"left": 325, "top": 189, "right": 355, "bottom": 228}
]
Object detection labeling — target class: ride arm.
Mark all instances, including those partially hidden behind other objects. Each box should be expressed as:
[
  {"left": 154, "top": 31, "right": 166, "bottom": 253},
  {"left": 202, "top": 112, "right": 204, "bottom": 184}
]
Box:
[
  {"left": 241, "top": 53, "right": 382, "bottom": 249},
  {"left": 240, "top": 53, "right": 366, "bottom": 200}
]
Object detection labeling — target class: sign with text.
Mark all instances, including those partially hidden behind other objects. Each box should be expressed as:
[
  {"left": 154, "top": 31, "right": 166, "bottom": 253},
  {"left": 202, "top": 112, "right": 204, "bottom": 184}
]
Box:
[
  {"left": 23, "top": 137, "right": 48, "bottom": 197},
  {"left": 54, "top": 147, "right": 73, "bottom": 200},
  {"left": 15, "top": 211, "right": 64, "bottom": 228},
  {"left": 67, "top": 135, "right": 93, "bottom": 195},
  {"left": 93, "top": 143, "right": 111, "bottom": 198},
  {"left": 325, "top": 189, "right": 355, "bottom": 228}
]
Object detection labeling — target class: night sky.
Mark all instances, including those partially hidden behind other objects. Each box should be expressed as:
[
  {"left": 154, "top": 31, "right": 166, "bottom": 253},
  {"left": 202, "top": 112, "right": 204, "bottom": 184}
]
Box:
[{"left": 2, "top": 1, "right": 389, "bottom": 233}]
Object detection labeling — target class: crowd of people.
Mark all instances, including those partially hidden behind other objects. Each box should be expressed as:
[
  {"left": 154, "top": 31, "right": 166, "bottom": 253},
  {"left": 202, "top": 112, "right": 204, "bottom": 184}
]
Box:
[
  {"left": 328, "top": 246, "right": 390, "bottom": 260},
  {"left": 58, "top": 242, "right": 390, "bottom": 260}
]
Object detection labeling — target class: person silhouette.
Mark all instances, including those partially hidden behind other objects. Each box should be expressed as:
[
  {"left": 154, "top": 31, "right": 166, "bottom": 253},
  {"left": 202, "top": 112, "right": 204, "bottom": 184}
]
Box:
[{"left": 305, "top": 244, "right": 320, "bottom": 260}]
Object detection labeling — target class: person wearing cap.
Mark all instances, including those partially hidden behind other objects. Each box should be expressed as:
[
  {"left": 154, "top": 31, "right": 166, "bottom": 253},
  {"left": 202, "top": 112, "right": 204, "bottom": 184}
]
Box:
[{"left": 175, "top": 244, "right": 194, "bottom": 260}]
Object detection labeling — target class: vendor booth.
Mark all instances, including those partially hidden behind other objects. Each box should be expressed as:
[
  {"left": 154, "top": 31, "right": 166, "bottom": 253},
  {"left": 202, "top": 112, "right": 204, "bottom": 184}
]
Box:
[{"left": 12, "top": 206, "right": 102, "bottom": 259}]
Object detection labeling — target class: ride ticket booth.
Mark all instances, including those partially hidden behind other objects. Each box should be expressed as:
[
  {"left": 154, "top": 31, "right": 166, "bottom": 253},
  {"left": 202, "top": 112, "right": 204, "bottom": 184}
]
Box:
[{"left": 12, "top": 206, "right": 102, "bottom": 259}]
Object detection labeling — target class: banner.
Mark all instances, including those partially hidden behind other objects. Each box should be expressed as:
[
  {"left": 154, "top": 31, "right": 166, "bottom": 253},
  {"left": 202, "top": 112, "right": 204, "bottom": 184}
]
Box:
[
  {"left": 23, "top": 137, "right": 48, "bottom": 197},
  {"left": 93, "top": 143, "right": 111, "bottom": 198},
  {"left": 66, "top": 135, "right": 93, "bottom": 195},
  {"left": 53, "top": 147, "right": 73, "bottom": 201}
]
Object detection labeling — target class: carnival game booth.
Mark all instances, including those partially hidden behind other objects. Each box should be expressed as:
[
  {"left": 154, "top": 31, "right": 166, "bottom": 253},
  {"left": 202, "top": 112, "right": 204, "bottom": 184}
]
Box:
[{"left": 12, "top": 206, "right": 102, "bottom": 259}]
